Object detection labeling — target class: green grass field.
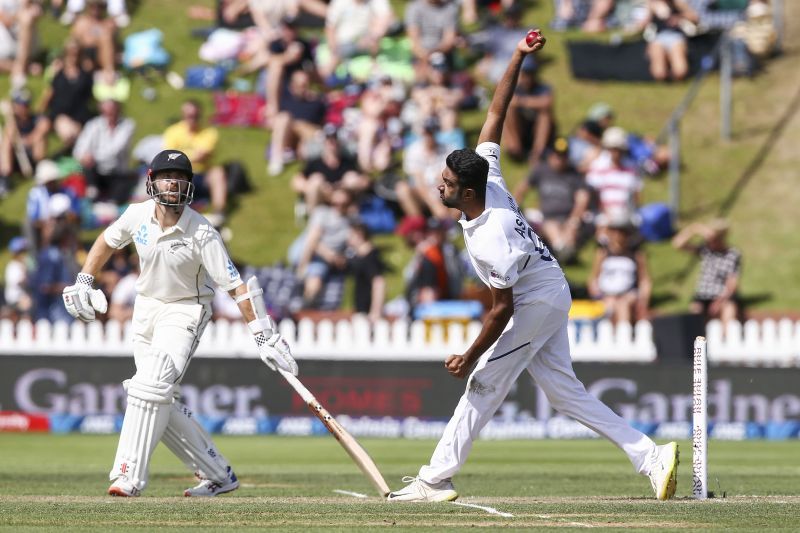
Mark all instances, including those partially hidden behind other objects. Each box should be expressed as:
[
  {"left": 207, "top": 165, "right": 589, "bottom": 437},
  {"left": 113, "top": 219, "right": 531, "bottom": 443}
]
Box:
[{"left": 1, "top": 435, "right": 799, "bottom": 530}]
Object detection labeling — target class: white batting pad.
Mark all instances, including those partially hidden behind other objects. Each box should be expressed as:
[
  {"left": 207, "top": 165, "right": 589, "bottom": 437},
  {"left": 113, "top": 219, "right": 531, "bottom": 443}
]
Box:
[
  {"left": 161, "top": 401, "right": 230, "bottom": 483},
  {"left": 109, "top": 395, "right": 171, "bottom": 490}
]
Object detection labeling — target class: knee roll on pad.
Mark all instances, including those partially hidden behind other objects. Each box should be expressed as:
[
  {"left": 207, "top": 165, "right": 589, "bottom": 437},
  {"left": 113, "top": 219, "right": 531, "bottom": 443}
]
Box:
[{"left": 127, "top": 349, "right": 178, "bottom": 403}]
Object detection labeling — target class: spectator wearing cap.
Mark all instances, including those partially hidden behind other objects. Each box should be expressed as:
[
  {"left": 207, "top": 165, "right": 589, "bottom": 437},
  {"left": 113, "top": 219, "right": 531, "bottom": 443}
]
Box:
[
  {"left": 396, "top": 116, "right": 457, "bottom": 220},
  {"left": 289, "top": 186, "right": 355, "bottom": 307},
  {"left": 0, "top": 88, "right": 47, "bottom": 192},
  {"left": 397, "top": 215, "right": 451, "bottom": 313},
  {"left": 588, "top": 215, "right": 651, "bottom": 324},
  {"left": 0, "top": 0, "right": 42, "bottom": 88},
  {"left": 672, "top": 219, "right": 741, "bottom": 327},
  {"left": 405, "top": 0, "right": 459, "bottom": 82},
  {"left": 585, "top": 126, "right": 642, "bottom": 232},
  {"left": 268, "top": 70, "right": 326, "bottom": 176},
  {"left": 25, "top": 159, "right": 79, "bottom": 249},
  {"left": 162, "top": 99, "right": 228, "bottom": 227},
  {"left": 291, "top": 124, "right": 368, "bottom": 214},
  {"left": 72, "top": 98, "right": 135, "bottom": 204},
  {"left": 503, "top": 55, "right": 554, "bottom": 164},
  {"left": 2, "top": 236, "right": 32, "bottom": 321},
  {"left": 320, "top": 0, "right": 394, "bottom": 79},
  {"left": 514, "top": 137, "right": 591, "bottom": 263}
]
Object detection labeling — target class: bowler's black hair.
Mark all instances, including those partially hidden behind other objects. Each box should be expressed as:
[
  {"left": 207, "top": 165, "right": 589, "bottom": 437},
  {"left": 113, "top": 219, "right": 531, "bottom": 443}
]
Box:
[{"left": 445, "top": 149, "right": 489, "bottom": 200}]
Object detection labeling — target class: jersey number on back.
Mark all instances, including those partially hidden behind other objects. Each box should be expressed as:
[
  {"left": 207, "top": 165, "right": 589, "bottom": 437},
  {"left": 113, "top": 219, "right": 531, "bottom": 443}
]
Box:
[{"left": 514, "top": 218, "right": 553, "bottom": 262}]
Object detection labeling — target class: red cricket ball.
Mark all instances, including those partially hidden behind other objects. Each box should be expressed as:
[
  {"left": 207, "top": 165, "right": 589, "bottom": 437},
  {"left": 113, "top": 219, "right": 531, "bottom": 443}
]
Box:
[{"left": 526, "top": 30, "right": 540, "bottom": 47}]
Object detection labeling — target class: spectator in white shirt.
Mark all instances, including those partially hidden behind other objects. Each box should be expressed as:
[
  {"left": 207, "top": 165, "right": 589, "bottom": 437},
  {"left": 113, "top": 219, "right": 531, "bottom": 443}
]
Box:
[
  {"left": 73, "top": 97, "right": 136, "bottom": 203},
  {"left": 2, "top": 236, "right": 32, "bottom": 320},
  {"left": 321, "top": 0, "right": 394, "bottom": 77}
]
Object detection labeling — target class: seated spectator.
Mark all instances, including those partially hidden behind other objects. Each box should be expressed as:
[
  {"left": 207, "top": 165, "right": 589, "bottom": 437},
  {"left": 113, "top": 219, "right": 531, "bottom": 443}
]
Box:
[
  {"left": 25, "top": 160, "right": 79, "bottom": 250},
  {"left": 356, "top": 74, "right": 403, "bottom": 173},
  {"left": 73, "top": 98, "right": 135, "bottom": 203},
  {"left": 69, "top": 0, "right": 117, "bottom": 76},
  {"left": 268, "top": 70, "right": 327, "bottom": 176},
  {"left": 263, "top": 17, "right": 315, "bottom": 119},
  {"left": 1, "top": 236, "right": 32, "bottom": 321},
  {"left": 398, "top": 215, "right": 452, "bottom": 312},
  {"left": 32, "top": 213, "right": 79, "bottom": 323},
  {"left": 406, "top": 53, "right": 465, "bottom": 140},
  {"left": 162, "top": 99, "right": 228, "bottom": 227},
  {"left": 461, "top": 0, "right": 517, "bottom": 26},
  {"left": 730, "top": 0, "right": 777, "bottom": 75},
  {"left": 0, "top": 88, "right": 47, "bottom": 193},
  {"left": 346, "top": 222, "right": 386, "bottom": 321},
  {"left": 639, "top": 0, "right": 699, "bottom": 81},
  {"left": 568, "top": 119, "right": 604, "bottom": 172},
  {"left": 320, "top": 0, "right": 394, "bottom": 78},
  {"left": 585, "top": 126, "right": 642, "bottom": 230},
  {"left": 503, "top": 55, "right": 554, "bottom": 163},
  {"left": 289, "top": 187, "right": 355, "bottom": 306},
  {"left": 582, "top": 0, "right": 616, "bottom": 33},
  {"left": 588, "top": 217, "right": 651, "bottom": 324},
  {"left": 405, "top": 0, "right": 459, "bottom": 81},
  {"left": 671, "top": 219, "right": 741, "bottom": 326},
  {"left": 0, "top": 0, "right": 41, "bottom": 88},
  {"left": 39, "top": 39, "right": 95, "bottom": 150},
  {"left": 473, "top": 4, "right": 525, "bottom": 85},
  {"left": 514, "top": 138, "right": 591, "bottom": 263},
  {"left": 107, "top": 259, "right": 138, "bottom": 323},
  {"left": 57, "top": 0, "right": 129, "bottom": 27},
  {"left": 396, "top": 116, "right": 456, "bottom": 220},
  {"left": 292, "top": 124, "right": 369, "bottom": 213}
]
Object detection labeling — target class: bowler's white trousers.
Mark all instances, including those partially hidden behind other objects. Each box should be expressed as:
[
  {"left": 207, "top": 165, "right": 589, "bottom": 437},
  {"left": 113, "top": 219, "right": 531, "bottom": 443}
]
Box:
[{"left": 418, "top": 288, "right": 657, "bottom": 484}]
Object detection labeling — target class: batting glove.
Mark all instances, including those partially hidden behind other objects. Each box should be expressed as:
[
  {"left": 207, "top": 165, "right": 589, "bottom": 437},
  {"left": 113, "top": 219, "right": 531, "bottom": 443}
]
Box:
[
  {"left": 249, "top": 316, "right": 298, "bottom": 376},
  {"left": 62, "top": 273, "right": 108, "bottom": 323}
]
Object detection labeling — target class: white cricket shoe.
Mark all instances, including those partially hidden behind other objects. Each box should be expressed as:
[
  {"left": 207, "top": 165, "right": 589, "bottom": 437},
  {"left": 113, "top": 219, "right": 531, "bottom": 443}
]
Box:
[
  {"left": 108, "top": 477, "right": 140, "bottom": 497},
  {"left": 648, "top": 442, "right": 679, "bottom": 500},
  {"left": 387, "top": 476, "right": 458, "bottom": 502},
  {"left": 184, "top": 466, "right": 239, "bottom": 497}
]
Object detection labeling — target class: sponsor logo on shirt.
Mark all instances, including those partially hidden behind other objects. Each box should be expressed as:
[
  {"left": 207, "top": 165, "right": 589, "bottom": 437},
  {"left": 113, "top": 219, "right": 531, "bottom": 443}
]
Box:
[
  {"left": 168, "top": 240, "right": 189, "bottom": 253},
  {"left": 134, "top": 224, "right": 149, "bottom": 246},
  {"left": 227, "top": 258, "right": 239, "bottom": 280},
  {"left": 490, "top": 270, "right": 510, "bottom": 282}
]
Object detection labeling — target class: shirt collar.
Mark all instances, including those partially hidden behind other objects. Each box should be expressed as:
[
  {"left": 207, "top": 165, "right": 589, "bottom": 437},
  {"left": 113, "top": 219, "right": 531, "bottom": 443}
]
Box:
[
  {"left": 458, "top": 207, "right": 491, "bottom": 230},
  {"left": 149, "top": 200, "right": 191, "bottom": 234}
]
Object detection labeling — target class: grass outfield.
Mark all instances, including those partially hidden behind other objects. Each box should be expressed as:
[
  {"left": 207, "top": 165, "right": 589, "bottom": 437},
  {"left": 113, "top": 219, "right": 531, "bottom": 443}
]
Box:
[{"left": 1, "top": 435, "right": 799, "bottom": 530}]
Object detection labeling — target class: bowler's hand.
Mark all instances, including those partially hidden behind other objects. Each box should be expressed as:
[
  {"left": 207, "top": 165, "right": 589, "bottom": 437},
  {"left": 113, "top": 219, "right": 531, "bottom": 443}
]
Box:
[
  {"left": 517, "top": 29, "right": 546, "bottom": 54},
  {"left": 445, "top": 354, "right": 472, "bottom": 379}
]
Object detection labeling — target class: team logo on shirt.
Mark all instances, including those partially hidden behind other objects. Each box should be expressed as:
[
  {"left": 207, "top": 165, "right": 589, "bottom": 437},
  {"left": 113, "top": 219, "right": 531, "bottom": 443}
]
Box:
[
  {"left": 489, "top": 270, "right": 510, "bottom": 282},
  {"left": 227, "top": 259, "right": 239, "bottom": 280},
  {"left": 168, "top": 240, "right": 189, "bottom": 253},
  {"left": 134, "top": 224, "right": 149, "bottom": 245}
]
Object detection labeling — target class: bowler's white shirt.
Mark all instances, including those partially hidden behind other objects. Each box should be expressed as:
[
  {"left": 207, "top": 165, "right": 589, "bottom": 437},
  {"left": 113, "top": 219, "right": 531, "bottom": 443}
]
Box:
[
  {"left": 104, "top": 200, "right": 242, "bottom": 304},
  {"left": 459, "top": 142, "right": 569, "bottom": 309}
]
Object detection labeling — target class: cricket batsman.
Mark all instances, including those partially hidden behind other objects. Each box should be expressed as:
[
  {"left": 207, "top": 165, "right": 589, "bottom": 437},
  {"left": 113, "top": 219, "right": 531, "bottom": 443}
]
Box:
[
  {"left": 62, "top": 149, "right": 298, "bottom": 497},
  {"left": 387, "top": 30, "right": 680, "bottom": 502}
]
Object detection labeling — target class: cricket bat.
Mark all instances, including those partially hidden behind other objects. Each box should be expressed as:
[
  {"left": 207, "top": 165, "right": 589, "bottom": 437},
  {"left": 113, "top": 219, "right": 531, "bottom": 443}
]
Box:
[{"left": 278, "top": 368, "right": 391, "bottom": 498}]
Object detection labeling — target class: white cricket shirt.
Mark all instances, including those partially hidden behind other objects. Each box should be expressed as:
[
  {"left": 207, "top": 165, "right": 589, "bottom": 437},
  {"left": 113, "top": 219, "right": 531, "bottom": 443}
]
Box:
[
  {"left": 458, "top": 142, "right": 569, "bottom": 309},
  {"left": 103, "top": 200, "right": 242, "bottom": 304}
]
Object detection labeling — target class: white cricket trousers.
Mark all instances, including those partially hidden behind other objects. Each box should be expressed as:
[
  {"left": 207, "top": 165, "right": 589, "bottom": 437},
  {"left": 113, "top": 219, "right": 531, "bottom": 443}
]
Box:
[{"left": 418, "top": 290, "right": 656, "bottom": 484}]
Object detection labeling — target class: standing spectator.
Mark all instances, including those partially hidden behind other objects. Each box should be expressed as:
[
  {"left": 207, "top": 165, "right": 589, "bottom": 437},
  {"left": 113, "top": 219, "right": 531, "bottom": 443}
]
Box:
[
  {"left": 321, "top": 0, "right": 394, "bottom": 78},
  {"left": 268, "top": 70, "right": 326, "bottom": 176},
  {"left": 585, "top": 126, "right": 642, "bottom": 229},
  {"left": 346, "top": 222, "right": 386, "bottom": 321},
  {"left": 503, "top": 55, "right": 554, "bottom": 163},
  {"left": 671, "top": 219, "right": 741, "bottom": 326},
  {"left": 73, "top": 98, "right": 135, "bottom": 203},
  {"left": 40, "top": 39, "right": 95, "bottom": 150},
  {"left": 588, "top": 218, "right": 651, "bottom": 324},
  {"left": 291, "top": 124, "right": 368, "bottom": 213},
  {"left": 0, "top": 0, "right": 42, "bottom": 88},
  {"left": 405, "top": 0, "right": 459, "bottom": 81},
  {"left": 396, "top": 116, "right": 456, "bottom": 220},
  {"left": 162, "top": 100, "right": 228, "bottom": 227},
  {"left": 2, "top": 236, "right": 32, "bottom": 321},
  {"left": 0, "top": 87, "right": 47, "bottom": 193},
  {"left": 639, "top": 0, "right": 699, "bottom": 81},
  {"left": 289, "top": 187, "right": 354, "bottom": 306},
  {"left": 514, "top": 138, "right": 591, "bottom": 263}
]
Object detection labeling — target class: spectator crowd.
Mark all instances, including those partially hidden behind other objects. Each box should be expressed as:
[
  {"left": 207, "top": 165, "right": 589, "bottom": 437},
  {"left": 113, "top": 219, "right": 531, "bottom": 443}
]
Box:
[{"left": 0, "top": 0, "right": 768, "bottom": 331}]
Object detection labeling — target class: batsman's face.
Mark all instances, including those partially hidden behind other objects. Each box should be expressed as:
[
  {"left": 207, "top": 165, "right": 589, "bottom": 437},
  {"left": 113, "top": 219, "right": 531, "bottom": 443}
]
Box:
[
  {"left": 153, "top": 171, "right": 190, "bottom": 202},
  {"left": 439, "top": 166, "right": 461, "bottom": 209}
]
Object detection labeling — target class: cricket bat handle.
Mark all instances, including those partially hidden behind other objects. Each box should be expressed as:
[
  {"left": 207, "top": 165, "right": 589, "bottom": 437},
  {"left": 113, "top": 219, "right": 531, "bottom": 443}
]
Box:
[{"left": 278, "top": 369, "right": 391, "bottom": 497}]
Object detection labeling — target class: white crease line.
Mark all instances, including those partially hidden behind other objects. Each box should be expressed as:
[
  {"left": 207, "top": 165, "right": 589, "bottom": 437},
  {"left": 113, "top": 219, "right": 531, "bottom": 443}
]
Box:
[
  {"left": 333, "top": 489, "right": 369, "bottom": 499},
  {"left": 567, "top": 522, "right": 595, "bottom": 528},
  {"left": 451, "top": 501, "right": 514, "bottom": 518}
]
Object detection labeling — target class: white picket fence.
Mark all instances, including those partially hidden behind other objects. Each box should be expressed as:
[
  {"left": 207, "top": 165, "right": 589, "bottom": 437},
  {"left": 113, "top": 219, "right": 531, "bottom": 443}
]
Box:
[{"left": 0, "top": 317, "right": 798, "bottom": 365}]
